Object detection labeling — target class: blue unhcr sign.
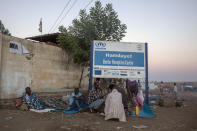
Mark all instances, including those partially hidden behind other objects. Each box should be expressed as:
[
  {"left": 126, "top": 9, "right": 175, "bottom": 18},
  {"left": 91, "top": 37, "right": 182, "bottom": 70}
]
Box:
[{"left": 91, "top": 41, "right": 146, "bottom": 79}]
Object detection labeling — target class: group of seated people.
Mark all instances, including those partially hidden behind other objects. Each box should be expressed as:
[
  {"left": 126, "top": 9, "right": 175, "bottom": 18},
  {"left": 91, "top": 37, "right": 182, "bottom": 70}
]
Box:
[{"left": 16, "top": 79, "right": 143, "bottom": 122}]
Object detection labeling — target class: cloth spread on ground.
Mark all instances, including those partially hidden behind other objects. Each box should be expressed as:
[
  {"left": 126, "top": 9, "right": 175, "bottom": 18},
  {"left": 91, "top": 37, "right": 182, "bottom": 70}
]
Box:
[
  {"left": 55, "top": 104, "right": 88, "bottom": 114},
  {"left": 105, "top": 89, "right": 126, "bottom": 122},
  {"left": 30, "top": 109, "right": 55, "bottom": 113},
  {"left": 21, "top": 91, "right": 86, "bottom": 113},
  {"left": 39, "top": 97, "right": 67, "bottom": 110},
  {"left": 36, "top": 97, "right": 87, "bottom": 114},
  {"left": 131, "top": 103, "right": 154, "bottom": 118},
  {"left": 55, "top": 109, "right": 79, "bottom": 114}
]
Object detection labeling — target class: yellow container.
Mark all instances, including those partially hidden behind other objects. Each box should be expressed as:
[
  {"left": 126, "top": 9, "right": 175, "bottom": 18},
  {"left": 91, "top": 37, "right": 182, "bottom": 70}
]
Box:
[{"left": 136, "top": 106, "right": 139, "bottom": 115}]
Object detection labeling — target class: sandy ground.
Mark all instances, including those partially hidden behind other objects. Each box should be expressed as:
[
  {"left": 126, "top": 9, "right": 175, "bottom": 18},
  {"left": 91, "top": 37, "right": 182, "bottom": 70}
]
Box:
[{"left": 0, "top": 92, "right": 197, "bottom": 131}]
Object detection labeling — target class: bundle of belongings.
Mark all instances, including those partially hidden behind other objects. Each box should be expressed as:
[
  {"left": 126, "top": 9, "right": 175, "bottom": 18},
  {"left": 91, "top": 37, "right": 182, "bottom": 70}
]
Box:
[
  {"left": 126, "top": 79, "right": 144, "bottom": 108},
  {"left": 126, "top": 80, "right": 154, "bottom": 118}
]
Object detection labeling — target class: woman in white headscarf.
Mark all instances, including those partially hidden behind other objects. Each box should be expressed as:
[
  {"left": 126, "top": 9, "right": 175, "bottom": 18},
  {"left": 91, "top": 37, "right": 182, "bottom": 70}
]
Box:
[{"left": 104, "top": 87, "right": 126, "bottom": 122}]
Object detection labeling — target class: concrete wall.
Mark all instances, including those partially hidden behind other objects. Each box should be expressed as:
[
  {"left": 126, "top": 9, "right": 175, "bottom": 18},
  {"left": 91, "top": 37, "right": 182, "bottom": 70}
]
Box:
[
  {"left": 0, "top": 33, "right": 89, "bottom": 99},
  {"left": 0, "top": 34, "right": 2, "bottom": 97}
]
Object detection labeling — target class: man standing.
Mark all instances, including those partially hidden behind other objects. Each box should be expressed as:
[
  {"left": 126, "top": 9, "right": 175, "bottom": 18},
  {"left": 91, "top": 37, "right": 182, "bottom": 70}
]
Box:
[
  {"left": 160, "top": 81, "right": 164, "bottom": 95},
  {"left": 173, "top": 83, "right": 178, "bottom": 99}
]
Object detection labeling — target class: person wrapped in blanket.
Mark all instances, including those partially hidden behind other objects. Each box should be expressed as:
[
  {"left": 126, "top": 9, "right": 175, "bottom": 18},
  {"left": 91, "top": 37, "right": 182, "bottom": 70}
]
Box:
[
  {"left": 108, "top": 84, "right": 128, "bottom": 110},
  {"left": 68, "top": 88, "right": 85, "bottom": 111},
  {"left": 16, "top": 87, "right": 42, "bottom": 110},
  {"left": 88, "top": 79, "right": 105, "bottom": 112},
  {"left": 105, "top": 86, "right": 126, "bottom": 122}
]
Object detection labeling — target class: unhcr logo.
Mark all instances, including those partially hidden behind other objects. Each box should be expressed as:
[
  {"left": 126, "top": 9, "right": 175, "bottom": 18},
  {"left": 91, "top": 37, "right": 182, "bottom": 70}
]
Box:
[{"left": 95, "top": 42, "right": 106, "bottom": 48}]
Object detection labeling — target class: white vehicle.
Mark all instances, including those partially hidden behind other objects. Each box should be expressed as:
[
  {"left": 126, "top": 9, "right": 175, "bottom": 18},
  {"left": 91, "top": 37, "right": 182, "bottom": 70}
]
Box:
[{"left": 183, "top": 83, "right": 193, "bottom": 91}]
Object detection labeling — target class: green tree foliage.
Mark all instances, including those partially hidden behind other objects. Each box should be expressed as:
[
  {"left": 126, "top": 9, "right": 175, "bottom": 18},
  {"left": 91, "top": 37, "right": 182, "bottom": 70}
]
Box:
[
  {"left": 57, "top": 1, "right": 127, "bottom": 87},
  {"left": 0, "top": 20, "right": 11, "bottom": 35},
  {"left": 58, "top": 26, "right": 76, "bottom": 55}
]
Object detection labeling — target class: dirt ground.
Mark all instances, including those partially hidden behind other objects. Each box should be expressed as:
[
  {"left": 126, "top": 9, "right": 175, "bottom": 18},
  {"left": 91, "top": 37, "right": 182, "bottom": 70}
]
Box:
[{"left": 0, "top": 92, "right": 197, "bottom": 131}]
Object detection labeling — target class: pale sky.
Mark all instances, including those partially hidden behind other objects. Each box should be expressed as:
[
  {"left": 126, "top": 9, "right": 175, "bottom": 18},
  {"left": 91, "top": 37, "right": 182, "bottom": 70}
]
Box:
[{"left": 0, "top": 0, "right": 197, "bottom": 82}]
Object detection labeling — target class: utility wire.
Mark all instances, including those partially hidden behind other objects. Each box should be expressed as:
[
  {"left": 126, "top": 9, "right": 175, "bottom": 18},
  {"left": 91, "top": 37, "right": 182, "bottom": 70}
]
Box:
[
  {"left": 48, "top": 0, "right": 72, "bottom": 33},
  {"left": 52, "top": 0, "right": 79, "bottom": 33},
  {"left": 67, "top": 0, "right": 95, "bottom": 28},
  {"left": 83, "top": 0, "right": 95, "bottom": 11}
]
